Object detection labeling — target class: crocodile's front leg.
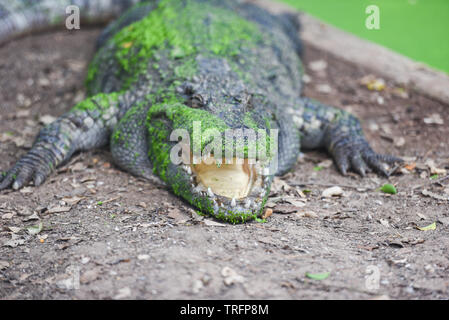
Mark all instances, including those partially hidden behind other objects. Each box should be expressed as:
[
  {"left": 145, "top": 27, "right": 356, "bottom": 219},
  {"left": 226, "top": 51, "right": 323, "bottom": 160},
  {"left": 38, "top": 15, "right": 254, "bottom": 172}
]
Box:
[
  {"left": 110, "top": 101, "right": 155, "bottom": 180},
  {"left": 0, "top": 92, "right": 122, "bottom": 190},
  {"left": 290, "top": 98, "right": 402, "bottom": 176}
]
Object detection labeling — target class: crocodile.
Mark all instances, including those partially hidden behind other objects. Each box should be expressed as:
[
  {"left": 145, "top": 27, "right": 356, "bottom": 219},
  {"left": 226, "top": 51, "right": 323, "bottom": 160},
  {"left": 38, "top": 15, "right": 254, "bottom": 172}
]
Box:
[{"left": 0, "top": 0, "right": 401, "bottom": 223}]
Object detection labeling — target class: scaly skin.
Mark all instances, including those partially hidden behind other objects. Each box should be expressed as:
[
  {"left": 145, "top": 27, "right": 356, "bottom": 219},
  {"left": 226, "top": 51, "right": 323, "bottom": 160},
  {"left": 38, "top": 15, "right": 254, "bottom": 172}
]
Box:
[
  {"left": 0, "top": 0, "right": 141, "bottom": 46},
  {"left": 0, "top": 0, "right": 401, "bottom": 223}
]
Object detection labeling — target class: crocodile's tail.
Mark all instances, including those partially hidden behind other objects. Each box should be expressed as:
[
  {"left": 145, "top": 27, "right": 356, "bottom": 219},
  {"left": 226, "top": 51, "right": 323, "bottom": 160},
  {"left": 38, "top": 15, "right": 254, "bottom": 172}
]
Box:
[{"left": 0, "top": 0, "right": 142, "bottom": 46}]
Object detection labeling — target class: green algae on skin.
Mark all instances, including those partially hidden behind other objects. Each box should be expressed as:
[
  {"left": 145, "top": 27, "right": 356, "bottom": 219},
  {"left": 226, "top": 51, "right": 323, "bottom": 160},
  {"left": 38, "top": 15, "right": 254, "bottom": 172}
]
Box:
[
  {"left": 86, "top": 0, "right": 263, "bottom": 91},
  {"left": 72, "top": 92, "right": 120, "bottom": 113},
  {"left": 243, "top": 112, "right": 259, "bottom": 130},
  {"left": 146, "top": 98, "right": 229, "bottom": 181}
]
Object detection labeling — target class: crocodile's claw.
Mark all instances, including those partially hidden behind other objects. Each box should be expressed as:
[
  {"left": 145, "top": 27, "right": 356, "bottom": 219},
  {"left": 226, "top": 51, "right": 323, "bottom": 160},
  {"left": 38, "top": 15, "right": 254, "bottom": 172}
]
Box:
[
  {"left": 0, "top": 148, "right": 55, "bottom": 190},
  {"left": 331, "top": 136, "right": 402, "bottom": 177}
]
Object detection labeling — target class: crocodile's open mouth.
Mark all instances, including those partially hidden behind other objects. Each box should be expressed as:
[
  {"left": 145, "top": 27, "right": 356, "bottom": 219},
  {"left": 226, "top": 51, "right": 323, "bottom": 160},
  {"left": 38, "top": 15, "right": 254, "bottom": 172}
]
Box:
[
  {"left": 192, "top": 157, "right": 259, "bottom": 199},
  {"left": 181, "top": 156, "right": 272, "bottom": 216}
]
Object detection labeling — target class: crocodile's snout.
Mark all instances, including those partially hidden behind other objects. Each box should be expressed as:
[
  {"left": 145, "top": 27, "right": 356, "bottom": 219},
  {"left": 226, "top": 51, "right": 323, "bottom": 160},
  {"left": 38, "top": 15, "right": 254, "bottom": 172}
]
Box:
[{"left": 157, "top": 98, "right": 276, "bottom": 223}]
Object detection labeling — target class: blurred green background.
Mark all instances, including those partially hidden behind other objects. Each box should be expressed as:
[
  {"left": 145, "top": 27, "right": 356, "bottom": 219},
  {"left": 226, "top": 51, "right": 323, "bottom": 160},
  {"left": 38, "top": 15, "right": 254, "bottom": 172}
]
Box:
[{"left": 279, "top": 0, "right": 449, "bottom": 74}]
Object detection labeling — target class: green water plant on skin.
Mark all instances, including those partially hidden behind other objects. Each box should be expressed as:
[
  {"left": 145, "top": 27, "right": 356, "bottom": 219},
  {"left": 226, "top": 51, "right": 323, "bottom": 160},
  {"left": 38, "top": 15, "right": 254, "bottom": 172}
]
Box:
[
  {"left": 0, "top": 0, "right": 402, "bottom": 223},
  {"left": 87, "top": 0, "right": 263, "bottom": 93}
]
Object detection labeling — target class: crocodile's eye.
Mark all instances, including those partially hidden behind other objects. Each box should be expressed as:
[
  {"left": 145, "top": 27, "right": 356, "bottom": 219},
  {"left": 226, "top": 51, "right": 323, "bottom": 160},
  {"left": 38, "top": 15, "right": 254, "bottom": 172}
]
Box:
[{"left": 189, "top": 94, "right": 205, "bottom": 108}]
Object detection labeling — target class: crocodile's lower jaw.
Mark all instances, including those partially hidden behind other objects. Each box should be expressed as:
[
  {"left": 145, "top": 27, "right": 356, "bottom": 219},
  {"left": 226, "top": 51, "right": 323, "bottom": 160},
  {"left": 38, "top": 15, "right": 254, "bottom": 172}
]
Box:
[{"left": 192, "top": 158, "right": 259, "bottom": 199}]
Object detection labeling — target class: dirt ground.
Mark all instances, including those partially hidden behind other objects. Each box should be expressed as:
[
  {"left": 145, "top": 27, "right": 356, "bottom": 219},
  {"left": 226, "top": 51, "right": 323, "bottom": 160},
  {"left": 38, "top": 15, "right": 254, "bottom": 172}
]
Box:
[{"left": 0, "top": 28, "right": 448, "bottom": 300}]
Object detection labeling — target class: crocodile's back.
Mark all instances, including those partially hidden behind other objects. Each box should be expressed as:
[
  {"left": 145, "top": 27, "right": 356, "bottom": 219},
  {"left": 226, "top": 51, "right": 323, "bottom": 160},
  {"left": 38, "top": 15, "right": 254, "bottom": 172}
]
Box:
[{"left": 86, "top": 0, "right": 304, "bottom": 102}]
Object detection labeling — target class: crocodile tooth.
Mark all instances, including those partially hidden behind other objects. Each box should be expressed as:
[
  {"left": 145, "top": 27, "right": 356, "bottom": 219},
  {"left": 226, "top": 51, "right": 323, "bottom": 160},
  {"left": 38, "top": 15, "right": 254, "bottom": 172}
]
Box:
[
  {"left": 244, "top": 199, "right": 251, "bottom": 209},
  {"left": 192, "top": 186, "right": 200, "bottom": 194},
  {"left": 207, "top": 187, "right": 214, "bottom": 198},
  {"left": 231, "top": 198, "right": 236, "bottom": 207},
  {"left": 187, "top": 166, "right": 192, "bottom": 175}
]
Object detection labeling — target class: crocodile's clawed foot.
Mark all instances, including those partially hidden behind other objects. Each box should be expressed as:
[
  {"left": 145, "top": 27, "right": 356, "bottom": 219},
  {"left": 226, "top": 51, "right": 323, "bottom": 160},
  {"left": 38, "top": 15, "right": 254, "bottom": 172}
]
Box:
[
  {"left": 332, "top": 137, "right": 402, "bottom": 177},
  {"left": 0, "top": 150, "right": 54, "bottom": 190}
]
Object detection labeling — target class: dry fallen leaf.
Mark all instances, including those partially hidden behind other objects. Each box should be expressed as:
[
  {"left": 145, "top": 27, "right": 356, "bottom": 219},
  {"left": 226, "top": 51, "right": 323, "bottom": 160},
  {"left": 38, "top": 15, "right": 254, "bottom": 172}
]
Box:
[
  {"left": 39, "top": 114, "right": 57, "bottom": 125},
  {"left": 8, "top": 226, "right": 21, "bottom": 233},
  {"left": 271, "top": 177, "right": 292, "bottom": 194},
  {"left": 301, "top": 211, "right": 318, "bottom": 218},
  {"left": 167, "top": 208, "right": 189, "bottom": 223},
  {"left": 379, "top": 219, "right": 390, "bottom": 227},
  {"left": 137, "top": 254, "right": 150, "bottom": 261},
  {"left": 394, "top": 137, "right": 406, "bottom": 148},
  {"left": 422, "top": 189, "right": 449, "bottom": 201},
  {"left": 404, "top": 163, "right": 416, "bottom": 171},
  {"left": 70, "top": 162, "right": 87, "bottom": 172},
  {"left": 261, "top": 208, "right": 273, "bottom": 219},
  {"left": 423, "top": 113, "right": 444, "bottom": 125},
  {"left": 0, "top": 261, "right": 10, "bottom": 270},
  {"left": 138, "top": 202, "right": 147, "bottom": 209},
  {"left": 19, "top": 187, "right": 34, "bottom": 195},
  {"left": 308, "top": 59, "right": 328, "bottom": 72},
  {"left": 61, "top": 196, "right": 85, "bottom": 206},
  {"left": 284, "top": 198, "right": 307, "bottom": 207},
  {"left": 273, "top": 205, "right": 300, "bottom": 214},
  {"left": 317, "top": 159, "right": 333, "bottom": 169},
  {"left": 322, "top": 186, "right": 344, "bottom": 198},
  {"left": 315, "top": 84, "right": 333, "bottom": 94},
  {"left": 114, "top": 287, "right": 131, "bottom": 300},
  {"left": 2, "top": 213, "right": 15, "bottom": 219},
  {"left": 416, "top": 213, "right": 427, "bottom": 220},
  {"left": 203, "top": 219, "right": 226, "bottom": 227},
  {"left": 221, "top": 267, "right": 245, "bottom": 286},
  {"left": 4, "top": 236, "right": 25, "bottom": 248},
  {"left": 47, "top": 206, "right": 72, "bottom": 214},
  {"left": 80, "top": 268, "right": 102, "bottom": 284},
  {"left": 430, "top": 167, "right": 447, "bottom": 176},
  {"left": 22, "top": 213, "right": 40, "bottom": 221}
]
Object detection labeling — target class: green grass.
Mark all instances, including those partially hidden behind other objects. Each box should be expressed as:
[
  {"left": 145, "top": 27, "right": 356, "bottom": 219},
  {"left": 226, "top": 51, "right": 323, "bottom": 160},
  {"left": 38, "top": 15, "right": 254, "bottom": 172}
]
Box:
[{"left": 279, "top": 0, "right": 449, "bottom": 74}]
